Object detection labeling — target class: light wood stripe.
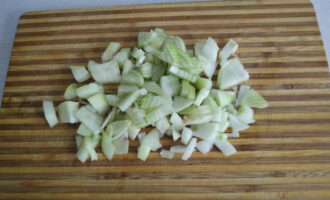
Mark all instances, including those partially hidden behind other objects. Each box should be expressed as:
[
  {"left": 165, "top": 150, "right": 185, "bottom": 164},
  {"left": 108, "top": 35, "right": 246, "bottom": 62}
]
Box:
[
  {"left": 16, "top": 17, "right": 317, "bottom": 33},
  {"left": 1, "top": 0, "right": 330, "bottom": 199}
]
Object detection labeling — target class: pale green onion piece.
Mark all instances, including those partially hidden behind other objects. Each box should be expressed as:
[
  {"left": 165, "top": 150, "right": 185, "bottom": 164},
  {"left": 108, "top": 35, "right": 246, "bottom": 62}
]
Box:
[
  {"left": 75, "top": 105, "right": 103, "bottom": 135},
  {"left": 172, "top": 96, "right": 193, "bottom": 113},
  {"left": 143, "top": 81, "right": 163, "bottom": 95},
  {"left": 144, "top": 46, "right": 170, "bottom": 63},
  {"left": 141, "top": 129, "right": 162, "bottom": 151},
  {"left": 182, "top": 138, "right": 197, "bottom": 160},
  {"left": 145, "top": 52, "right": 154, "bottom": 63},
  {"left": 240, "top": 89, "right": 268, "bottom": 108},
  {"left": 101, "top": 131, "right": 116, "bottom": 160},
  {"left": 88, "top": 60, "right": 121, "bottom": 84},
  {"left": 113, "top": 48, "right": 131, "bottom": 66},
  {"left": 214, "top": 138, "right": 237, "bottom": 156},
  {"left": 226, "top": 104, "right": 238, "bottom": 115},
  {"left": 218, "top": 39, "right": 238, "bottom": 64},
  {"left": 228, "top": 114, "right": 249, "bottom": 132},
  {"left": 77, "top": 123, "right": 93, "bottom": 136},
  {"left": 195, "top": 78, "right": 212, "bottom": 90},
  {"left": 203, "top": 61, "right": 217, "bottom": 79},
  {"left": 151, "top": 64, "right": 166, "bottom": 82},
  {"left": 211, "top": 89, "right": 236, "bottom": 108},
  {"left": 132, "top": 47, "right": 145, "bottom": 65},
  {"left": 202, "top": 95, "right": 219, "bottom": 111},
  {"left": 217, "top": 133, "right": 228, "bottom": 141},
  {"left": 128, "top": 124, "right": 140, "bottom": 140},
  {"left": 236, "top": 85, "right": 251, "bottom": 105},
  {"left": 170, "top": 112, "right": 185, "bottom": 131},
  {"left": 160, "top": 149, "right": 175, "bottom": 159},
  {"left": 70, "top": 66, "right": 91, "bottom": 83},
  {"left": 102, "top": 42, "right": 121, "bottom": 62},
  {"left": 117, "top": 89, "right": 140, "bottom": 112},
  {"left": 126, "top": 107, "right": 146, "bottom": 128},
  {"left": 101, "top": 108, "right": 117, "bottom": 130},
  {"left": 160, "top": 75, "right": 180, "bottom": 97},
  {"left": 155, "top": 117, "right": 171, "bottom": 134},
  {"left": 137, "top": 145, "right": 151, "bottom": 161},
  {"left": 122, "top": 60, "right": 135, "bottom": 75},
  {"left": 217, "top": 57, "right": 249, "bottom": 90},
  {"left": 170, "top": 145, "right": 186, "bottom": 153},
  {"left": 58, "top": 101, "right": 79, "bottom": 123},
  {"left": 172, "top": 128, "right": 181, "bottom": 141},
  {"left": 138, "top": 29, "right": 167, "bottom": 49},
  {"left": 212, "top": 107, "right": 228, "bottom": 122},
  {"left": 106, "top": 120, "right": 131, "bottom": 141},
  {"left": 122, "top": 70, "right": 144, "bottom": 87},
  {"left": 184, "top": 105, "right": 213, "bottom": 125},
  {"left": 203, "top": 37, "right": 219, "bottom": 62},
  {"left": 64, "top": 83, "right": 78, "bottom": 100},
  {"left": 75, "top": 135, "right": 83, "bottom": 149},
  {"left": 237, "top": 105, "right": 255, "bottom": 124},
  {"left": 42, "top": 100, "right": 58, "bottom": 128},
  {"left": 196, "top": 140, "right": 213, "bottom": 155},
  {"left": 87, "top": 93, "right": 109, "bottom": 115},
  {"left": 138, "top": 62, "right": 153, "bottom": 78},
  {"left": 76, "top": 135, "right": 100, "bottom": 162},
  {"left": 194, "top": 42, "right": 204, "bottom": 58},
  {"left": 227, "top": 131, "right": 240, "bottom": 138},
  {"left": 117, "top": 84, "right": 139, "bottom": 97},
  {"left": 76, "top": 82, "right": 103, "bottom": 99},
  {"left": 138, "top": 132, "right": 146, "bottom": 143},
  {"left": 191, "top": 123, "right": 220, "bottom": 141},
  {"left": 169, "top": 66, "right": 198, "bottom": 83},
  {"left": 113, "top": 134, "right": 129, "bottom": 155},
  {"left": 139, "top": 88, "right": 148, "bottom": 96},
  {"left": 140, "top": 95, "right": 169, "bottom": 110},
  {"left": 165, "top": 43, "right": 203, "bottom": 74},
  {"left": 145, "top": 104, "right": 174, "bottom": 125},
  {"left": 194, "top": 88, "right": 210, "bottom": 106},
  {"left": 196, "top": 37, "right": 219, "bottom": 78},
  {"left": 181, "top": 127, "right": 193, "bottom": 145},
  {"left": 184, "top": 114, "right": 213, "bottom": 126},
  {"left": 180, "top": 80, "right": 196, "bottom": 100},
  {"left": 105, "top": 94, "right": 119, "bottom": 106},
  {"left": 164, "top": 35, "right": 186, "bottom": 52}
]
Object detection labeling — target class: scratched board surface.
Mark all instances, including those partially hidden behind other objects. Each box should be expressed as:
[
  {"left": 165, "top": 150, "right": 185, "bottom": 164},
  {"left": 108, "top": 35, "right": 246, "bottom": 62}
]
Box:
[{"left": 1, "top": 0, "right": 330, "bottom": 199}]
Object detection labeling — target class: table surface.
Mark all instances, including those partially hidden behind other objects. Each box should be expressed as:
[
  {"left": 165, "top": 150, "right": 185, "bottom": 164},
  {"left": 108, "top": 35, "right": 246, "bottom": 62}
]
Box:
[
  {"left": 1, "top": 0, "right": 330, "bottom": 199},
  {"left": 0, "top": 0, "right": 330, "bottom": 106}
]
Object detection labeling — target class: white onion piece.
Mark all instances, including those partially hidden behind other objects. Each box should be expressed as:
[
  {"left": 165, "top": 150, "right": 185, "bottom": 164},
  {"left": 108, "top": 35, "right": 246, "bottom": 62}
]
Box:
[
  {"left": 58, "top": 101, "right": 79, "bottom": 123},
  {"left": 181, "top": 127, "right": 192, "bottom": 145},
  {"left": 196, "top": 140, "right": 213, "bottom": 154},
  {"left": 160, "top": 149, "right": 175, "bottom": 159},
  {"left": 182, "top": 138, "right": 197, "bottom": 160},
  {"left": 170, "top": 145, "right": 186, "bottom": 153},
  {"left": 42, "top": 100, "right": 58, "bottom": 128},
  {"left": 214, "top": 138, "right": 237, "bottom": 156}
]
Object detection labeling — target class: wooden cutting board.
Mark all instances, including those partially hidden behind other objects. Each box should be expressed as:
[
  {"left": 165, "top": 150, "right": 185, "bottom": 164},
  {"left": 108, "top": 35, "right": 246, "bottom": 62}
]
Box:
[{"left": 1, "top": 0, "right": 330, "bottom": 199}]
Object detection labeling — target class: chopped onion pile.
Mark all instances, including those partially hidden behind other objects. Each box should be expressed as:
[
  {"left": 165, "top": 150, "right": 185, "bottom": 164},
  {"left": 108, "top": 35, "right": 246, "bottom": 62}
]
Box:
[{"left": 42, "top": 28, "right": 268, "bottom": 162}]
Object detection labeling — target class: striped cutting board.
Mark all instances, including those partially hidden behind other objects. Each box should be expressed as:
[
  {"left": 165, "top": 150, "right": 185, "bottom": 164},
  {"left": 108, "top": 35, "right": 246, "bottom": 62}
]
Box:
[{"left": 1, "top": 0, "right": 330, "bottom": 199}]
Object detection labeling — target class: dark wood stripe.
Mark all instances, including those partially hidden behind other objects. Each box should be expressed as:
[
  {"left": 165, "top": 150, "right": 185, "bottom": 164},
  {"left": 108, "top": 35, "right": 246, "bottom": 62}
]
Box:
[
  {"left": 13, "top": 31, "right": 321, "bottom": 48},
  {"left": 3, "top": 170, "right": 324, "bottom": 180},
  {"left": 17, "top": 12, "right": 316, "bottom": 28},
  {"left": 0, "top": 155, "right": 330, "bottom": 167},
  {"left": 20, "top": 3, "right": 312, "bottom": 19},
  {"left": 1, "top": 183, "right": 330, "bottom": 193}
]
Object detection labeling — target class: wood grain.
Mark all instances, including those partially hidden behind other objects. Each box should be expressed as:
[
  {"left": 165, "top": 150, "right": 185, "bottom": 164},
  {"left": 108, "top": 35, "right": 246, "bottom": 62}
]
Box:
[{"left": 1, "top": 0, "right": 330, "bottom": 199}]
